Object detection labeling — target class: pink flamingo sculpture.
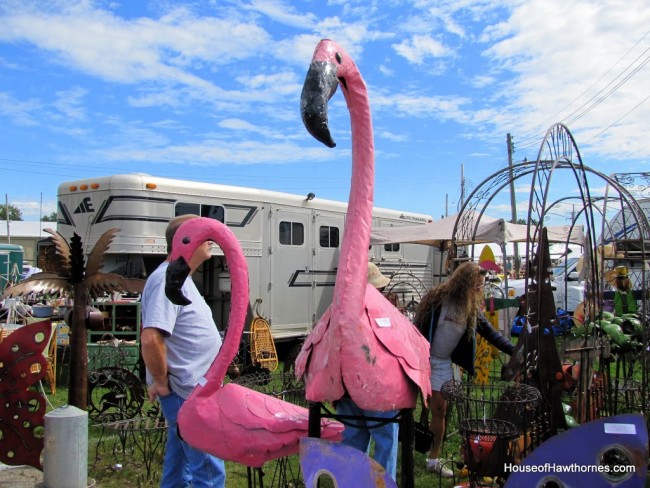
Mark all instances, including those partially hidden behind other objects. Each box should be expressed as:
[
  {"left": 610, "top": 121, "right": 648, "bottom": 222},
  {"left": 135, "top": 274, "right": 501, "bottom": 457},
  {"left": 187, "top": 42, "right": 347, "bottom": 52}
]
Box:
[
  {"left": 165, "top": 217, "right": 343, "bottom": 468},
  {"left": 294, "top": 39, "right": 432, "bottom": 411}
]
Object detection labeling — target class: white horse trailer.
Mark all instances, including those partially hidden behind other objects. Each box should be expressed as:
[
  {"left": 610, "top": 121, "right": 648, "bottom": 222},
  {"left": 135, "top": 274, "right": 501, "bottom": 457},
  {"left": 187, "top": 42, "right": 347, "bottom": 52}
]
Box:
[{"left": 56, "top": 173, "right": 436, "bottom": 342}]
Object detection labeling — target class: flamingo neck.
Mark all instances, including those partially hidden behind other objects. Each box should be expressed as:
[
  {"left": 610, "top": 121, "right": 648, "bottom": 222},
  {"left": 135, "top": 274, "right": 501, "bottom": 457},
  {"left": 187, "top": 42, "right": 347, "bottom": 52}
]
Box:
[
  {"left": 331, "top": 67, "right": 374, "bottom": 321},
  {"left": 193, "top": 227, "right": 250, "bottom": 389}
]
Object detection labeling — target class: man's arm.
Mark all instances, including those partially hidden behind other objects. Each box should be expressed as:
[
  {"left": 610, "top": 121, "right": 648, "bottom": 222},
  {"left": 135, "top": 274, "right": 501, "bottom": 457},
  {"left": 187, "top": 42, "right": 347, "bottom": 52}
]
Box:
[{"left": 141, "top": 327, "right": 171, "bottom": 401}]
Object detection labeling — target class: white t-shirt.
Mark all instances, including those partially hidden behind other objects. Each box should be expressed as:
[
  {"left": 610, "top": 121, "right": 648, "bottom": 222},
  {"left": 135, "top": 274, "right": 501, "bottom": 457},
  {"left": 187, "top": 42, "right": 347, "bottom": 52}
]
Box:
[{"left": 142, "top": 261, "right": 222, "bottom": 399}]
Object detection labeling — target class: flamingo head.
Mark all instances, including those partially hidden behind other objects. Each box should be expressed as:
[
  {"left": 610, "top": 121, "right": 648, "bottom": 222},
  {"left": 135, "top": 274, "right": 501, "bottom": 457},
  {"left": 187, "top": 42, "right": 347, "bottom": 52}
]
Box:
[
  {"left": 165, "top": 217, "right": 217, "bottom": 306},
  {"left": 301, "top": 39, "right": 352, "bottom": 149}
]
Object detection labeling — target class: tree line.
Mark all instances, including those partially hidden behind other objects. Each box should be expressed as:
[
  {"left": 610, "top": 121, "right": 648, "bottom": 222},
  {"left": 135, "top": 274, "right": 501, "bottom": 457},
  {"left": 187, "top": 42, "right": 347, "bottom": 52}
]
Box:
[{"left": 0, "top": 204, "right": 57, "bottom": 221}]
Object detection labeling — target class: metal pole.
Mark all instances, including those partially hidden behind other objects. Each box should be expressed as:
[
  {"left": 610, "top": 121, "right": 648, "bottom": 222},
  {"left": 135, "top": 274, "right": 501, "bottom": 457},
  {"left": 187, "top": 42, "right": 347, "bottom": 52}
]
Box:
[
  {"left": 5, "top": 194, "right": 10, "bottom": 244},
  {"left": 507, "top": 134, "right": 519, "bottom": 276}
]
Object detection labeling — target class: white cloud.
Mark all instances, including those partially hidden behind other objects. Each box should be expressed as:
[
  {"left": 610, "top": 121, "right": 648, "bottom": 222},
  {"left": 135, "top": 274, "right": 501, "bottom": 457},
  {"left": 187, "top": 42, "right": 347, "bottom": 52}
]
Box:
[
  {"left": 378, "top": 64, "right": 394, "bottom": 76},
  {"left": 0, "top": 4, "right": 272, "bottom": 88},
  {"left": 482, "top": 0, "right": 650, "bottom": 161},
  {"left": 0, "top": 92, "right": 41, "bottom": 126},
  {"left": 245, "top": 0, "right": 318, "bottom": 28},
  {"left": 392, "top": 35, "right": 453, "bottom": 64},
  {"left": 52, "top": 86, "right": 87, "bottom": 121},
  {"left": 97, "top": 139, "right": 334, "bottom": 166},
  {"left": 378, "top": 130, "right": 408, "bottom": 142}
]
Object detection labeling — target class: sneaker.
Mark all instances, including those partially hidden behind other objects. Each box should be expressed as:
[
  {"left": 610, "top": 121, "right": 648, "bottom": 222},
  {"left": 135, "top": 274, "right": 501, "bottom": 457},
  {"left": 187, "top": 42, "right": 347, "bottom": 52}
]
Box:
[{"left": 426, "top": 458, "right": 453, "bottom": 478}]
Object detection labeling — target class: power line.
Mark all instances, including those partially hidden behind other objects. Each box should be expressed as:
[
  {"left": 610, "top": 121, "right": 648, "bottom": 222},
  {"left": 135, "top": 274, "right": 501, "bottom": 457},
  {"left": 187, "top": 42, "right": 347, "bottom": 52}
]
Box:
[
  {"left": 564, "top": 49, "right": 650, "bottom": 126},
  {"left": 583, "top": 95, "right": 650, "bottom": 143},
  {"left": 515, "top": 29, "right": 650, "bottom": 149},
  {"left": 525, "top": 29, "right": 650, "bottom": 143}
]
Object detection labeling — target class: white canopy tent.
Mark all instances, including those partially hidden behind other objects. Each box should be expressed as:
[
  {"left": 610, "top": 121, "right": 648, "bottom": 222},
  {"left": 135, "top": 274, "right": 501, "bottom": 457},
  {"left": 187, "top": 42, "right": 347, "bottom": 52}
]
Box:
[
  {"left": 371, "top": 213, "right": 584, "bottom": 332},
  {"left": 370, "top": 213, "right": 584, "bottom": 249}
]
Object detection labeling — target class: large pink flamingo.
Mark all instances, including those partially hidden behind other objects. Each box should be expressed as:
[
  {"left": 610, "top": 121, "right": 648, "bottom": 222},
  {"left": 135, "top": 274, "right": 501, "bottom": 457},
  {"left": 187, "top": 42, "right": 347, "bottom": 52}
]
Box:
[
  {"left": 164, "top": 217, "right": 343, "bottom": 468},
  {"left": 294, "top": 39, "right": 431, "bottom": 411}
]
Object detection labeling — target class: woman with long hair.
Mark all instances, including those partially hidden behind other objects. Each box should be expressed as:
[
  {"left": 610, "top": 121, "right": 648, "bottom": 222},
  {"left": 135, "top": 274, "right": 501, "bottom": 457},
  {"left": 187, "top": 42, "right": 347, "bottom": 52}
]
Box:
[{"left": 414, "top": 261, "right": 514, "bottom": 477}]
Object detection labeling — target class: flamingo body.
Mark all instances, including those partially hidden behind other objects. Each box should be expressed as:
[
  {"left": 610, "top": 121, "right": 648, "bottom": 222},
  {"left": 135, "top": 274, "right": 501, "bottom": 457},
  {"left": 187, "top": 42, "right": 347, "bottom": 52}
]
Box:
[
  {"left": 166, "top": 217, "right": 343, "bottom": 468},
  {"left": 295, "top": 39, "right": 431, "bottom": 411}
]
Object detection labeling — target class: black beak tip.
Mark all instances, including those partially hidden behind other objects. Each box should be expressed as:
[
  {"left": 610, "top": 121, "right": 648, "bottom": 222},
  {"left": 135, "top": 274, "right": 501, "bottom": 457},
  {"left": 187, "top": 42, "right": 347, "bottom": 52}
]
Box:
[
  {"left": 301, "top": 112, "right": 336, "bottom": 148},
  {"left": 165, "top": 258, "right": 193, "bottom": 305},
  {"left": 165, "top": 286, "right": 192, "bottom": 306}
]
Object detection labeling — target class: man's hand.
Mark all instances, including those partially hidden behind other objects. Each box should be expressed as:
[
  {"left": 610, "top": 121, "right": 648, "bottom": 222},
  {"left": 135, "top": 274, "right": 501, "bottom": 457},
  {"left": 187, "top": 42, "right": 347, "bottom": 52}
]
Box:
[
  {"left": 147, "top": 378, "right": 171, "bottom": 402},
  {"left": 141, "top": 327, "right": 170, "bottom": 401}
]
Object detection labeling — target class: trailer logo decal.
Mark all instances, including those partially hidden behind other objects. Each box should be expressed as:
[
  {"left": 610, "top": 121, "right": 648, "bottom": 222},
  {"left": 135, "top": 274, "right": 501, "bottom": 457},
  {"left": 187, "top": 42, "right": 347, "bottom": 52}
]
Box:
[
  {"left": 224, "top": 204, "right": 258, "bottom": 227},
  {"left": 74, "top": 197, "right": 94, "bottom": 214},
  {"left": 289, "top": 269, "right": 337, "bottom": 287},
  {"left": 57, "top": 201, "right": 75, "bottom": 227},
  {"left": 93, "top": 195, "right": 176, "bottom": 225}
]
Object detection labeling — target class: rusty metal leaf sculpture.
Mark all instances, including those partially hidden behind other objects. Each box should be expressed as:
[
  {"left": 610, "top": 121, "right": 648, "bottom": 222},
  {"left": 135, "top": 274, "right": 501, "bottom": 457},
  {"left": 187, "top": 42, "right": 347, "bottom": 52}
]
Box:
[
  {"left": 43, "top": 228, "right": 71, "bottom": 276},
  {"left": 84, "top": 228, "right": 119, "bottom": 278},
  {"left": 0, "top": 320, "right": 52, "bottom": 469},
  {"left": 0, "top": 229, "right": 144, "bottom": 411},
  {"left": 1, "top": 273, "right": 69, "bottom": 299},
  {"left": 1, "top": 228, "right": 144, "bottom": 301}
]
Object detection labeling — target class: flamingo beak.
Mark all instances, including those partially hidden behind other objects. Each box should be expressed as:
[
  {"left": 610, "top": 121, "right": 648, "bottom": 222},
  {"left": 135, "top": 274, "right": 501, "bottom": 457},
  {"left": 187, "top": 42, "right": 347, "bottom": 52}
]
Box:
[
  {"left": 165, "top": 257, "right": 192, "bottom": 305},
  {"left": 301, "top": 61, "right": 338, "bottom": 148}
]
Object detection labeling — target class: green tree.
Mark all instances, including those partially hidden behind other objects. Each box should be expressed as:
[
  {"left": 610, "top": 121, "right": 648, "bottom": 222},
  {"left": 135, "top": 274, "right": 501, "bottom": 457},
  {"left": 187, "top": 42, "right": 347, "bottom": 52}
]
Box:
[
  {"left": 42, "top": 211, "right": 57, "bottom": 222},
  {"left": 0, "top": 204, "right": 23, "bottom": 221},
  {"left": 516, "top": 217, "right": 539, "bottom": 226}
]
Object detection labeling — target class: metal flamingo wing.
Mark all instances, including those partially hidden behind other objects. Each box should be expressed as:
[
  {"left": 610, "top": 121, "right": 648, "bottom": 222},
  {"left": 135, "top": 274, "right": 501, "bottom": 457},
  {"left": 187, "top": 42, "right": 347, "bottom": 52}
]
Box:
[{"left": 180, "top": 382, "right": 342, "bottom": 467}]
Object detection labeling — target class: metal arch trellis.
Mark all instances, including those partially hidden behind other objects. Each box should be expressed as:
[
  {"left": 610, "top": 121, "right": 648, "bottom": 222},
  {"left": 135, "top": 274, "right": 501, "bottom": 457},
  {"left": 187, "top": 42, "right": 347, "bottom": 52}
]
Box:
[
  {"left": 522, "top": 125, "right": 600, "bottom": 297},
  {"left": 612, "top": 172, "right": 650, "bottom": 201},
  {"left": 450, "top": 123, "right": 650, "bottom": 425},
  {"left": 602, "top": 172, "right": 650, "bottom": 419}
]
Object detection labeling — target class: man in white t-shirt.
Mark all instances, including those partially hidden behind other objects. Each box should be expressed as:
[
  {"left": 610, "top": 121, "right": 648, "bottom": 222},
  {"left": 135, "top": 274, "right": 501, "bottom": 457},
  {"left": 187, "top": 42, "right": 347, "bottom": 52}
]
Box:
[{"left": 141, "top": 214, "right": 226, "bottom": 488}]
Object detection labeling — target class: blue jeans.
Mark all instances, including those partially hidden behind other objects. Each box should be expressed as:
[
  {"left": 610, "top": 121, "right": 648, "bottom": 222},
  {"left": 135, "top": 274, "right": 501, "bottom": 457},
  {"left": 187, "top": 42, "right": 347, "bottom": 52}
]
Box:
[
  {"left": 159, "top": 391, "right": 226, "bottom": 488},
  {"left": 336, "top": 398, "right": 399, "bottom": 480}
]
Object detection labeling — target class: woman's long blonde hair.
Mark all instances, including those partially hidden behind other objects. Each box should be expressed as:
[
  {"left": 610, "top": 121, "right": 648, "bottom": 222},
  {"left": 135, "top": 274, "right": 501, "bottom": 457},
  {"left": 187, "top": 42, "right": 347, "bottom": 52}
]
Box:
[{"left": 414, "top": 261, "right": 486, "bottom": 335}]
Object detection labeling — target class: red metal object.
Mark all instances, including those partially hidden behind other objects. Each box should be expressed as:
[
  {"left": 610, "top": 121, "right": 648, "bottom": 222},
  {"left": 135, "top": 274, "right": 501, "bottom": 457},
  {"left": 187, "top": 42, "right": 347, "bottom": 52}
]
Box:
[{"left": 0, "top": 320, "right": 52, "bottom": 469}]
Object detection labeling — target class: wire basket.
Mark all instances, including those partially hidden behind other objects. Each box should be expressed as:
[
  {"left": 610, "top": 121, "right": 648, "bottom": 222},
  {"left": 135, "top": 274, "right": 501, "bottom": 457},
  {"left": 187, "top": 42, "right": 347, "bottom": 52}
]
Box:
[
  {"left": 442, "top": 380, "right": 542, "bottom": 483},
  {"left": 230, "top": 370, "right": 306, "bottom": 407}
]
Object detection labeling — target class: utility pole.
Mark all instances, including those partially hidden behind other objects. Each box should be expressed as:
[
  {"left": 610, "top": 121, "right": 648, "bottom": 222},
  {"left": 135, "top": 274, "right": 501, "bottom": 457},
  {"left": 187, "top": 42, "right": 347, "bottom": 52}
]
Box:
[
  {"left": 5, "top": 194, "right": 10, "bottom": 244},
  {"left": 507, "top": 133, "right": 519, "bottom": 276},
  {"left": 459, "top": 163, "right": 465, "bottom": 212}
]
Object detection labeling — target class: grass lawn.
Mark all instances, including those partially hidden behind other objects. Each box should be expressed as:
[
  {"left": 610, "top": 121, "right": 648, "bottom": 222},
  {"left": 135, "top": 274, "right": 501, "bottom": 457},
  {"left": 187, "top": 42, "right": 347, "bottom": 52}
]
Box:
[{"left": 40, "top": 356, "right": 486, "bottom": 488}]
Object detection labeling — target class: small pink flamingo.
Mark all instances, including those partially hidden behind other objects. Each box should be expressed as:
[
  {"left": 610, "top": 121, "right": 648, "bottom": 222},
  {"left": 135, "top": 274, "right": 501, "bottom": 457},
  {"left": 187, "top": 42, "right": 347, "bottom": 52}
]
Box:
[
  {"left": 295, "top": 39, "right": 431, "bottom": 411},
  {"left": 165, "top": 217, "right": 343, "bottom": 468}
]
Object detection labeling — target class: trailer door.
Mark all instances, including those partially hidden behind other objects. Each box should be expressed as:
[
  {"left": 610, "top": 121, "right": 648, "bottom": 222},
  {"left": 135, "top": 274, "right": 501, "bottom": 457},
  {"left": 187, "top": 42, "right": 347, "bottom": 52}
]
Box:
[
  {"left": 270, "top": 209, "right": 312, "bottom": 340},
  {"left": 312, "top": 212, "right": 342, "bottom": 322}
]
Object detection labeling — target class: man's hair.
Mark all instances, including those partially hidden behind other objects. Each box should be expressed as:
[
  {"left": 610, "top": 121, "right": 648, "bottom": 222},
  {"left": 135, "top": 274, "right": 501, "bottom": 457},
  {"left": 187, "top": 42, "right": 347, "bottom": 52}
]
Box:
[{"left": 166, "top": 214, "right": 200, "bottom": 254}]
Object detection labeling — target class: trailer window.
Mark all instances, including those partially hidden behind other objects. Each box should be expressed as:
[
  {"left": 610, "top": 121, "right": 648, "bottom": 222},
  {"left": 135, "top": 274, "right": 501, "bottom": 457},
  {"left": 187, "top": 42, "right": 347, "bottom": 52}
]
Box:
[
  {"left": 175, "top": 203, "right": 200, "bottom": 216},
  {"left": 201, "top": 205, "right": 225, "bottom": 222},
  {"left": 175, "top": 203, "right": 225, "bottom": 223},
  {"left": 279, "top": 221, "right": 304, "bottom": 246},
  {"left": 384, "top": 243, "right": 400, "bottom": 252},
  {"left": 319, "top": 226, "right": 340, "bottom": 248}
]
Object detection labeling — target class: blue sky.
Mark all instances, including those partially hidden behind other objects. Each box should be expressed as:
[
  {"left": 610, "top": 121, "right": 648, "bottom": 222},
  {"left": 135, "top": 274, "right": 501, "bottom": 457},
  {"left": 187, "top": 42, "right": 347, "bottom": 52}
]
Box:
[{"left": 0, "top": 0, "right": 648, "bottom": 223}]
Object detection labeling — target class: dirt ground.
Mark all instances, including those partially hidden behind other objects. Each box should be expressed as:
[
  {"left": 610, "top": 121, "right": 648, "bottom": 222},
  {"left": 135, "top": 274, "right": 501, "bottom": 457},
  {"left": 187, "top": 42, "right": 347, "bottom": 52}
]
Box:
[{"left": 0, "top": 464, "right": 43, "bottom": 488}]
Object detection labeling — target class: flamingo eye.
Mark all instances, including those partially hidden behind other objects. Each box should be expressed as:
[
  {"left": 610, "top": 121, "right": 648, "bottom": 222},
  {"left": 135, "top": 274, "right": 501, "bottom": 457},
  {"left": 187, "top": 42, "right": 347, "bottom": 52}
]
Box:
[
  {"left": 182, "top": 237, "right": 191, "bottom": 244},
  {"left": 335, "top": 52, "right": 343, "bottom": 64}
]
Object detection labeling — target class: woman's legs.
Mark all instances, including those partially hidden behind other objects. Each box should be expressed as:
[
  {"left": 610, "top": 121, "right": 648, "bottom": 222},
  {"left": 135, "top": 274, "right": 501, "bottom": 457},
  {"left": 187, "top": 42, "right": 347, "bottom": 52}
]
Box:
[{"left": 428, "top": 390, "right": 447, "bottom": 460}]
